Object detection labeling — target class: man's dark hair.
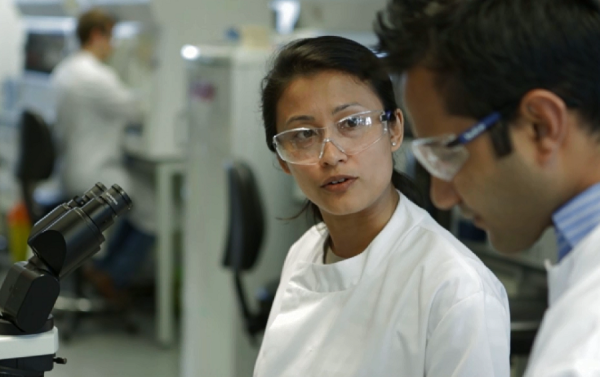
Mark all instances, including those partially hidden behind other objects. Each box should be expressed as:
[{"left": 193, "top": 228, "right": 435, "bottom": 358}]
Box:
[
  {"left": 76, "top": 8, "right": 116, "bottom": 46},
  {"left": 375, "top": 0, "right": 600, "bottom": 156}
]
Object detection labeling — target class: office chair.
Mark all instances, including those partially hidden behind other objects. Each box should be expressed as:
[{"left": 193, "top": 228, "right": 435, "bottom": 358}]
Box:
[
  {"left": 223, "top": 161, "right": 278, "bottom": 345},
  {"left": 14, "top": 110, "right": 61, "bottom": 223}
]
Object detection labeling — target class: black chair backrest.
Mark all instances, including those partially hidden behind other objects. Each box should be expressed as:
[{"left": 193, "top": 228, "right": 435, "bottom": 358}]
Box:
[
  {"left": 16, "top": 110, "right": 55, "bottom": 181},
  {"left": 15, "top": 109, "right": 57, "bottom": 222},
  {"left": 223, "top": 161, "right": 265, "bottom": 272}
]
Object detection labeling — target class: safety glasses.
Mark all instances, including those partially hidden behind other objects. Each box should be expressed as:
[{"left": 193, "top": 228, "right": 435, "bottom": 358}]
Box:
[
  {"left": 273, "top": 110, "right": 392, "bottom": 165},
  {"left": 411, "top": 112, "right": 502, "bottom": 181}
]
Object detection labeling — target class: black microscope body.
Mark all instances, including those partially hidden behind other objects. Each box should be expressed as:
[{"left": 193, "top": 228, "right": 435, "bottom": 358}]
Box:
[{"left": 0, "top": 183, "right": 132, "bottom": 376}]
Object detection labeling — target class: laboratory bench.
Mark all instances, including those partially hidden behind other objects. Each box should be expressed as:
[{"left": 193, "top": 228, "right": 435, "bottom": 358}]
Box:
[{"left": 123, "top": 149, "right": 185, "bottom": 348}]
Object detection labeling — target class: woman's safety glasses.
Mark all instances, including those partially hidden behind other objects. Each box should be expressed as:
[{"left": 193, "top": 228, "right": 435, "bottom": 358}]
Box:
[
  {"left": 273, "top": 110, "right": 393, "bottom": 165},
  {"left": 411, "top": 112, "right": 502, "bottom": 181}
]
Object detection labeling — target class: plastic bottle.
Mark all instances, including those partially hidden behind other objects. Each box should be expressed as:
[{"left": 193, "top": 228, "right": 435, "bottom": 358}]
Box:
[{"left": 7, "top": 202, "right": 31, "bottom": 262}]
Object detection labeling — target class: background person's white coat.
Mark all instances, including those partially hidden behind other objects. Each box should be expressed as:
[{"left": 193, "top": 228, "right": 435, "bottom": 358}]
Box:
[
  {"left": 254, "top": 195, "right": 511, "bottom": 377},
  {"left": 52, "top": 51, "right": 155, "bottom": 233}
]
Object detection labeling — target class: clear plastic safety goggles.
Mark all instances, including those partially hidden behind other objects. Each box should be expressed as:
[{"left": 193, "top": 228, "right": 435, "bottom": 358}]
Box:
[
  {"left": 273, "top": 110, "right": 393, "bottom": 165},
  {"left": 411, "top": 112, "right": 502, "bottom": 181}
]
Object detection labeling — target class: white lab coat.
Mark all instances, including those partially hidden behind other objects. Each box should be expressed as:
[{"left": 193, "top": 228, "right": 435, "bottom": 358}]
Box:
[
  {"left": 254, "top": 194, "right": 511, "bottom": 377},
  {"left": 524, "top": 224, "right": 600, "bottom": 376},
  {"left": 52, "top": 51, "right": 155, "bottom": 233}
]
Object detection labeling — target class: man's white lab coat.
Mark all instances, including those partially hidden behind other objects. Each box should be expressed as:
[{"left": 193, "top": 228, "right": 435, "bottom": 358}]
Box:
[
  {"left": 254, "top": 195, "right": 511, "bottom": 377},
  {"left": 524, "top": 224, "right": 600, "bottom": 376},
  {"left": 52, "top": 51, "right": 154, "bottom": 233}
]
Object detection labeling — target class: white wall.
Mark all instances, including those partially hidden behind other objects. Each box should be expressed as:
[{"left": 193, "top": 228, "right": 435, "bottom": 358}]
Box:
[
  {"left": 0, "top": 0, "right": 24, "bottom": 103},
  {"left": 299, "top": 0, "right": 388, "bottom": 32}
]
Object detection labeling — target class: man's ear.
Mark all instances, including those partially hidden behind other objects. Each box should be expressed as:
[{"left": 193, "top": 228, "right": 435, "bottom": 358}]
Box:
[
  {"left": 277, "top": 156, "right": 291, "bottom": 174},
  {"left": 389, "top": 109, "right": 404, "bottom": 152},
  {"left": 519, "top": 89, "right": 569, "bottom": 165}
]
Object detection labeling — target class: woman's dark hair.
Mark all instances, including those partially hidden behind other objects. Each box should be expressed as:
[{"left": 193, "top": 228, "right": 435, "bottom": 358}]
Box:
[{"left": 261, "top": 36, "right": 423, "bottom": 222}]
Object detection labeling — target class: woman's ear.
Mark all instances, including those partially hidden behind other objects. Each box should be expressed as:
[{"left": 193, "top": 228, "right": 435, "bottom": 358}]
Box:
[
  {"left": 389, "top": 109, "right": 404, "bottom": 152},
  {"left": 277, "top": 156, "right": 291, "bottom": 174}
]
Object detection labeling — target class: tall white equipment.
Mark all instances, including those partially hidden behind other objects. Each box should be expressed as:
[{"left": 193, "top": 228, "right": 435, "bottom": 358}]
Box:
[{"left": 181, "top": 45, "right": 309, "bottom": 377}]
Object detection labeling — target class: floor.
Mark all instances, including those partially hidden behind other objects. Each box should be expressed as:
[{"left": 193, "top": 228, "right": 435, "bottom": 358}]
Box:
[
  {"left": 50, "top": 309, "right": 180, "bottom": 377},
  {"left": 0, "top": 247, "right": 181, "bottom": 377}
]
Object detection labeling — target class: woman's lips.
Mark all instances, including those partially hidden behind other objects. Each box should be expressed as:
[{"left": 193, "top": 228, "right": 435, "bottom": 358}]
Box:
[{"left": 321, "top": 176, "right": 357, "bottom": 192}]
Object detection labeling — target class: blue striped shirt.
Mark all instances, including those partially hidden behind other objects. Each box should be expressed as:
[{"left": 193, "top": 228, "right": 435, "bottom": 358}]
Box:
[{"left": 552, "top": 183, "right": 600, "bottom": 261}]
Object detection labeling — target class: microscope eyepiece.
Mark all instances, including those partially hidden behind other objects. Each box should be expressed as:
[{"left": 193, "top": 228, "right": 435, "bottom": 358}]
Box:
[
  {"left": 79, "top": 184, "right": 133, "bottom": 234},
  {"left": 81, "top": 182, "right": 108, "bottom": 202},
  {"left": 100, "top": 184, "right": 133, "bottom": 217}
]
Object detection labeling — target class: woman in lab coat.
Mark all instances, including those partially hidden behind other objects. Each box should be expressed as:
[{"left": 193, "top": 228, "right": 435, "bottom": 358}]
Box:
[{"left": 253, "top": 36, "right": 510, "bottom": 377}]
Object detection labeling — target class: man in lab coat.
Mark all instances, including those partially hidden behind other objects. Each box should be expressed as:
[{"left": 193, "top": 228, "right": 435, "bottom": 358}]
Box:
[
  {"left": 52, "top": 9, "right": 155, "bottom": 302},
  {"left": 376, "top": 0, "right": 600, "bottom": 376}
]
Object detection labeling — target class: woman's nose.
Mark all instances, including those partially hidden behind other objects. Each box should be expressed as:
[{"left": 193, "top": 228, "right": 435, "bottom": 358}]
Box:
[{"left": 319, "top": 139, "right": 347, "bottom": 166}]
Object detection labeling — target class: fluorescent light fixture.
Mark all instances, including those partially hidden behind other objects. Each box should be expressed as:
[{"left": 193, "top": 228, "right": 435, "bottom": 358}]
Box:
[
  {"left": 181, "top": 45, "right": 201, "bottom": 60},
  {"left": 271, "top": 0, "right": 300, "bottom": 35}
]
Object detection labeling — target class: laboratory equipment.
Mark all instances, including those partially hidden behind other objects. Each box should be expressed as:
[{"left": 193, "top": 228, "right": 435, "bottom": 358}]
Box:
[
  {"left": 0, "top": 182, "right": 132, "bottom": 376},
  {"left": 181, "top": 44, "right": 307, "bottom": 377}
]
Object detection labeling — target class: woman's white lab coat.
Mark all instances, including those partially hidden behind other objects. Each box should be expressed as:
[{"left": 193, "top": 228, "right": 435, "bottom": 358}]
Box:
[
  {"left": 52, "top": 51, "right": 154, "bottom": 233},
  {"left": 524, "top": 224, "right": 600, "bottom": 377},
  {"left": 254, "top": 195, "right": 510, "bottom": 377}
]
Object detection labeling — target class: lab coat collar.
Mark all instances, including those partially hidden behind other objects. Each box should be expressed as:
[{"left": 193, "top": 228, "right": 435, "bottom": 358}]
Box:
[
  {"left": 289, "top": 192, "right": 425, "bottom": 293},
  {"left": 546, "top": 223, "right": 600, "bottom": 306},
  {"left": 75, "top": 50, "right": 103, "bottom": 65}
]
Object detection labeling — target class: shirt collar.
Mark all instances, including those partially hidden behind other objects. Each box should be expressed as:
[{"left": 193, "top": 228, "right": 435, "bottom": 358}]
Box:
[{"left": 552, "top": 182, "right": 600, "bottom": 261}]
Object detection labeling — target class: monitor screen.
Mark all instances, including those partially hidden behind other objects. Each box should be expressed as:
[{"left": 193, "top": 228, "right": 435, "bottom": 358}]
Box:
[{"left": 24, "top": 32, "right": 67, "bottom": 74}]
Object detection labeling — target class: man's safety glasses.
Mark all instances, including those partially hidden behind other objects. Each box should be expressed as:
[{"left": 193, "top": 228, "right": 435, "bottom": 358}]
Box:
[
  {"left": 411, "top": 112, "right": 502, "bottom": 181},
  {"left": 273, "top": 110, "right": 393, "bottom": 165}
]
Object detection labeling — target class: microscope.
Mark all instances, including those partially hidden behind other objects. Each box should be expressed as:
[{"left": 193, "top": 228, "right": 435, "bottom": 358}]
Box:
[{"left": 0, "top": 183, "right": 132, "bottom": 376}]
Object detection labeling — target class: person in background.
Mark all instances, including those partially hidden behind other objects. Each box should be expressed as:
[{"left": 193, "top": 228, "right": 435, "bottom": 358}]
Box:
[
  {"left": 52, "top": 8, "right": 155, "bottom": 305},
  {"left": 253, "top": 36, "right": 510, "bottom": 377},
  {"left": 376, "top": 0, "right": 600, "bottom": 375}
]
